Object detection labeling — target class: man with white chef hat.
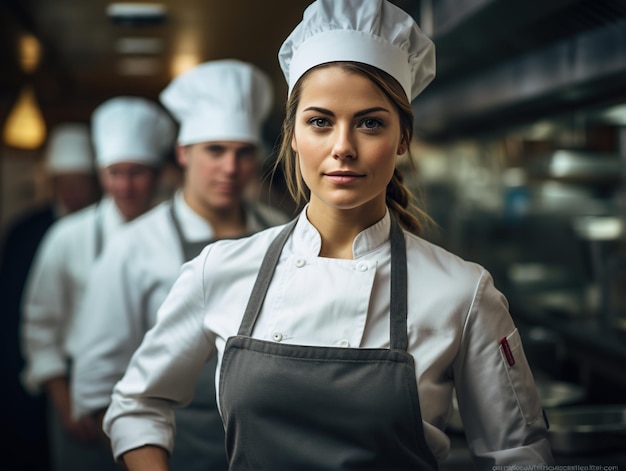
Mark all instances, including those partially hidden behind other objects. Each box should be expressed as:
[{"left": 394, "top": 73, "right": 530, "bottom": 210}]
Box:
[
  {"left": 43, "top": 122, "right": 101, "bottom": 215},
  {"left": 70, "top": 60, "right": 288, "bottom": 471},
  {"left": 20, "top": 96, "right": 175, "bottom": 471},
  {"left": 0, "top": 122, "right": 99, "bottom": 471}
]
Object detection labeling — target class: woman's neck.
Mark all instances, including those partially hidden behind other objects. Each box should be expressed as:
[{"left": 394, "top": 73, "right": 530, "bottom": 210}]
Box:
[{"left": 306, "top": 199, "right": 386, "bottom": 259}]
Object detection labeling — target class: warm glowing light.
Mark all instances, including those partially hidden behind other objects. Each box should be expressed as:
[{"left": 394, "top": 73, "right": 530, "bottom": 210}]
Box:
[
  {"left": 170, "top": 31, "right": 201, "bottom": 78},
  {"left": 3, "top": 33, "right": 46, "bottom": 148},
  {"left": 3, "top": 85, "right": 47, "bottom": 149},
  {"left": 19, "top": 34, "right": 42, "bottom": 73},
  {"left": 170, "top": 54, "right": 200, "bottom": 78}
]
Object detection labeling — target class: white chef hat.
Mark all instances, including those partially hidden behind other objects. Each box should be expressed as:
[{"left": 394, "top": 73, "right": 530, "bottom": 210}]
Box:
[
  {"left": 278, "top": 0, "right": 436, "bottom": 101},
  {"left": 45, "top": 123, "right": 95, "bottom": 174},
  {"left": 91, "top": 96, "right": 175, "bottom": 168},
  {"left": 159, "top": 59, "right": 273, "bottom": 146}
]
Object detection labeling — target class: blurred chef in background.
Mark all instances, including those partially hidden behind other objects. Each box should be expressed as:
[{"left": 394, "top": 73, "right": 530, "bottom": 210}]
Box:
[
  {"left": 20, "top": 96, "right": 175, "bottom": 471},
  {"left": 0, "top": 122, "right": 99, "bottom": 471},
  {"left": 42, "top": 123, "right": 102, "bottom": 216},
  {"left": 70, "top": 59, "right": 288, "bottom": 471}
]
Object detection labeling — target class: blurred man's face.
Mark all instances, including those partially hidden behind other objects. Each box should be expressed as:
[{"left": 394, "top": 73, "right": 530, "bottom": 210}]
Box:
[
  {"left": 176, "top": 141, "right": 258, "bottom": 216},
  {"left": 99, "top": 162, "right": 160, "bottom": 221}
]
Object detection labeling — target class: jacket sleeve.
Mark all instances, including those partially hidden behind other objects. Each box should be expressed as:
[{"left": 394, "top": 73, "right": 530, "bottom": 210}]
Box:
[
  {"left": 103, "top": 246, "right": 216, "bottom": 461},
  {"left": 21, "top": 225, "right": 72, "bottom": 393},
  {"left": 453, "top": 270, "right": 554, "bottom": 467}
]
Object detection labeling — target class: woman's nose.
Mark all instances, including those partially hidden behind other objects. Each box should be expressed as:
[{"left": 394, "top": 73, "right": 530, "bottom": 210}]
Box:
[{"left": 331, "top": 127, "right": 356, "bottom": 160}]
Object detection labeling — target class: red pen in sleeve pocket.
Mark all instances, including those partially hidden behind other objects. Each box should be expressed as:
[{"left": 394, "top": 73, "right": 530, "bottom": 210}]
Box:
[{"left": 500, "top": 337, "right": 516, "bottom": 366}]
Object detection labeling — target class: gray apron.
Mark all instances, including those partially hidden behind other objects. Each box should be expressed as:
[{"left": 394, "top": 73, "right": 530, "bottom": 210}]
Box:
[
  {"left": 167, "top": 200, "right": 273, "bottom": 471},
  {"left": 219, "top": 217, "right": 439, "bottom": 470}
]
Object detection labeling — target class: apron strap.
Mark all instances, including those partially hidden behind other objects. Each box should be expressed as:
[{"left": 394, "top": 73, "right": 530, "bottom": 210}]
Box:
[
  {"left": 238, "top": 215, "right": 409, "bottom": 352},
  {"left": 169, "top": 200, "right": 207, "bottom": 262},
  {"left": 94, "top": 201, "right": 103, "bottom": 258},
  {"left": 389, "top": 216, "right": 408, "bottom": 351},
  {"left": 238, "top": 218, "right": 298, "bottom": 336}
]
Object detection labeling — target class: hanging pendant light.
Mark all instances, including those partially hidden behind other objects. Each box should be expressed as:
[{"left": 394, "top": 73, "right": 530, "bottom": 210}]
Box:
[
  {"left": 3, "top": 85, "right": 47, "bottom": 150},
  {"left": 3, "top": 33, "right": 47, "bottom": 150}
]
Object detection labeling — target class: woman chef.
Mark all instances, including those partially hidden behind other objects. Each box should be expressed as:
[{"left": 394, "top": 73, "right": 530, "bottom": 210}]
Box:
[
  {"left": 103, "top": 1, "right": 554, "bottom": 469},
  {"left": 70, "top": 60, "right": 288, "bottom": 471},
  {"left": 21, "top": 97, "right": 175, "bottom": 471}
]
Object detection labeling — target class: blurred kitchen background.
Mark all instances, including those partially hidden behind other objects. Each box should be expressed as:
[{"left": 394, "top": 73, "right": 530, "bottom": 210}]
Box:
[{"left": 2, "top": 0, "right": 626, "bottom": 468}]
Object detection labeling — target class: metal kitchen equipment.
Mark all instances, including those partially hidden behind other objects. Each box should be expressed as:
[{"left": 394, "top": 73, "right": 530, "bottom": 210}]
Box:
[{"left": 546, "top": 405, "right": 626, "bottom": 454}]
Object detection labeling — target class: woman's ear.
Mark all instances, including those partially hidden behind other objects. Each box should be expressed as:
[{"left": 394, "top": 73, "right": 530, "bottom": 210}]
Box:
[
  {"left": 397, "top": 134, "right": 409, "bottom": 156},
  {"left": 291, "top": 134, "right": 298, "bottom": 152}
]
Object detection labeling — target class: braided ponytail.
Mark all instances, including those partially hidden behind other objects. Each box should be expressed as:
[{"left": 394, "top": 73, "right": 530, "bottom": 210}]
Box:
[{"left": 386, "top": 167, "right": 431, "bottom": 236}]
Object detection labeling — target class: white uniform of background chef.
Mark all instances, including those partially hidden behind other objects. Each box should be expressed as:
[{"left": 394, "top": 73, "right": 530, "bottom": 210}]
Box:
[
  {"left": 21, "top": 97, "right": 175, "bottom": 471},
  {"left": 104, "top": 0, "right": 553, "bottom": 469},
  {"left": 70, "top": 60, "right": 288, "bottom": 471}
]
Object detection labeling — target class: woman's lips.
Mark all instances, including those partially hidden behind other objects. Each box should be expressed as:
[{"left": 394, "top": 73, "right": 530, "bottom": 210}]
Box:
[{"left": 324, "top": 171, "right": 364, "bottom": 184}]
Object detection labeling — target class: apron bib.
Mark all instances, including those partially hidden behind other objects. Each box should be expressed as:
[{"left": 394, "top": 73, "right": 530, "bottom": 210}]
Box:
[{"left": 219, "top": 217, "right": 438, "bottom": 470}]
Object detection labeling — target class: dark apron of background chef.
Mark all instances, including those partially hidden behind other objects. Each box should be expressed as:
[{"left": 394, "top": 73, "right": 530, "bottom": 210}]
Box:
[
  {"left": 168, "top": 201, "right": 271, "bottom": 471},
  {"left": 219, "top": 217, "right": 439, "bottom": 470}
]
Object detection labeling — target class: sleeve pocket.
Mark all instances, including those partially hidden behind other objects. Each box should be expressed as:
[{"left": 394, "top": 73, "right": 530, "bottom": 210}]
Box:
[{"left": 499, "top": 328, "right": 542, "bottom": 425}]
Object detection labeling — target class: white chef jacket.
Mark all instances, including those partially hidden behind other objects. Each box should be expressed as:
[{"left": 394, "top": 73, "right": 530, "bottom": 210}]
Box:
[
  {"left": 104, "top": 207, "right": 553, "bottom": 468},
  {"left": 71, "top": 191, "right": 288, "bottom": 418},
  {"left": 21, "top": 197, "right": 126, "bottom": 393}
]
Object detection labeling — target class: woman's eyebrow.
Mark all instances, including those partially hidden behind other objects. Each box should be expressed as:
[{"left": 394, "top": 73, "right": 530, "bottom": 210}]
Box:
[
  {"left": 302, "top": 106, "right": 390, "bottom": 117},
  {"left": 354, "top": 107, "right": 390, "bottom": 117},
  {"left": 303, "top": 106, "right": 334, "bottom": 116}
]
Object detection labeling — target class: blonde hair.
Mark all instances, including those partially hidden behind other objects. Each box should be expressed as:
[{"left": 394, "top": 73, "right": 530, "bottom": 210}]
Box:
[{"left": 274, "top": 61, "right": 430, "bottom": 235}]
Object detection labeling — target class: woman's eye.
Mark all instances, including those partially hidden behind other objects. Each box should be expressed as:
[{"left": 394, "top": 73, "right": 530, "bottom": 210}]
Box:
[
  {"left": 361, "top": 118, "right": 382, "bottom": 129},
  {"left": 308, "top": 117, "right": 329, "bottom": 128}
]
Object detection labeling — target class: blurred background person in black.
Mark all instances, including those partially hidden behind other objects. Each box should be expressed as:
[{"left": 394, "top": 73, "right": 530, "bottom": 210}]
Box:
[{"left": 0, "top": 122, "right": 99, "bottom": 471}]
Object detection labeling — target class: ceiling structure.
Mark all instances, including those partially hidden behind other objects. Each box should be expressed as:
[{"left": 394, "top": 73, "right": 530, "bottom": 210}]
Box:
[
  {"left": 1, "top": 0, "right": 626, "bottom": 145},
  {"left": 416, "top": 0, "right": 626, "bottom": 140},
  {"left": 0, "top": 0, "right": 320, "bottom": 140}
]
